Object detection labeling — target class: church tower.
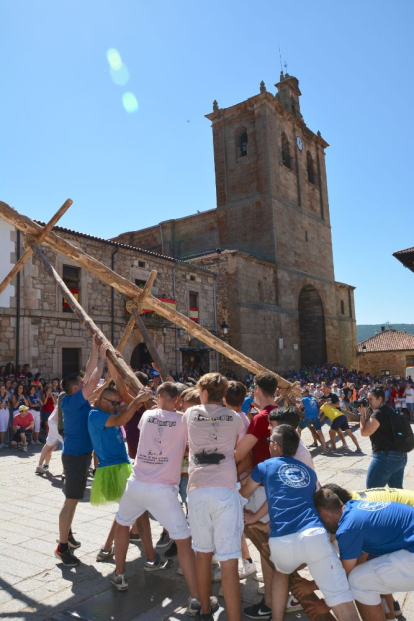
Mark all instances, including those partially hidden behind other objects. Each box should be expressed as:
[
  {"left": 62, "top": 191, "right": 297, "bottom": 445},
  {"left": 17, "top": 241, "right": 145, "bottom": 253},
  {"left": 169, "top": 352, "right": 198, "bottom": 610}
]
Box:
[
  {"left": 113, "top": 73, "right": 357, "bottom": 371},
  {"left": 205, "top": 71, "right": 334, "bottom": 286}
]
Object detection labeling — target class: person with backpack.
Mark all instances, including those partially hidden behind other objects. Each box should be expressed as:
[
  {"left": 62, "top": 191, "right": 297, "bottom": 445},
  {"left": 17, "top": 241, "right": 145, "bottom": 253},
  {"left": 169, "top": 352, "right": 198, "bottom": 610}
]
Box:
[{"left": 358, "top": 386, "right": 413, "bottom": 489}]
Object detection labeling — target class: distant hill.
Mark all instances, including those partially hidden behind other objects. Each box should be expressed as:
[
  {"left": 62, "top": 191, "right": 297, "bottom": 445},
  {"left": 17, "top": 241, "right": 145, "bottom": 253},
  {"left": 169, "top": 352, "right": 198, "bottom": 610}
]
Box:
[{"left": 357, "top": 324, "right": 414, "bottom": 343}]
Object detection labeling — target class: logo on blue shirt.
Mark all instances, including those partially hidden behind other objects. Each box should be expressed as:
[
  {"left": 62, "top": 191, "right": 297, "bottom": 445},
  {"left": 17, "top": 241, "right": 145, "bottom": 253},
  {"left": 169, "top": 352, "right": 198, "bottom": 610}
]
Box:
[
  {"left": 278, "top": 463, "right": 311, "bottom": 488},
  {"left": 357, "top": 501, "right": 391, "bottom": 512}
]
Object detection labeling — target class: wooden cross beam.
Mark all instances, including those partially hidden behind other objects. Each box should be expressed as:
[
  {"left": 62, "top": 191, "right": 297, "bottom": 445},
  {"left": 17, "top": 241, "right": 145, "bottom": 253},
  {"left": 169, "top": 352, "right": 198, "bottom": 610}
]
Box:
[
  {"left": 31, "top": 244, "right": 144, "bottom": 395},
  {"left": 0, "top": 199, "right": 72, "bottom": 295},
  {"left": 123, "top": 269, "right": 169, "bottom": 380},
  {"left": 131, "top": 310, "right": 169, "bottom": 380},
  {"left": 0, "top": 201, "right": 299, "bottom": 397},
  {"left": 117, "top": 316, "right": 136, "bottom": 354}
]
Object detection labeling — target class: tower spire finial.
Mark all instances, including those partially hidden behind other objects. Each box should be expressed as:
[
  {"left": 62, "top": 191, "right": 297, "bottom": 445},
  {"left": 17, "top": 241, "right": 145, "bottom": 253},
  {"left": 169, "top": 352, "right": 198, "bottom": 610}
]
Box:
[{"left": 279, "top": 44, "right": 284, "bottom": 80}]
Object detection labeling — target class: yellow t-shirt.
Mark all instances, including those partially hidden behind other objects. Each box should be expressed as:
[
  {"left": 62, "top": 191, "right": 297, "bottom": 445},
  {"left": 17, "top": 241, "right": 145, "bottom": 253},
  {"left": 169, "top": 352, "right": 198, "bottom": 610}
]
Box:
[
  {"left": 320, "top": 404, "right": 343, "bottom": 422},
  {"left": 351, "top": 487, "right": 414, "bottom": 506}
]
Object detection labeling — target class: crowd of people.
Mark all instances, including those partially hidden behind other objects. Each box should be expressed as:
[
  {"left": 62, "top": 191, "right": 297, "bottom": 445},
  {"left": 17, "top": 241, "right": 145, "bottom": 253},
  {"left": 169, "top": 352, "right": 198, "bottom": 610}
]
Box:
[
  {"left": 3, "top": 351, "right": 414, "bottom": 620},
  {"left": 0, "top": 362, "right": 61, "bottom": 449}
]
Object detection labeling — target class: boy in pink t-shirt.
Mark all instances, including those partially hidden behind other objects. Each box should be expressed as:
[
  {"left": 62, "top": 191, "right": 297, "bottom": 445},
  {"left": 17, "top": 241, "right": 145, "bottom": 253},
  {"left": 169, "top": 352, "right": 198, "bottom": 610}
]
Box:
[
  {"left": 112, "top": 382, "right": 209, "bottom": 616},
  {"left": 184, "top": 373, "right": 245, "bottom": 621}
]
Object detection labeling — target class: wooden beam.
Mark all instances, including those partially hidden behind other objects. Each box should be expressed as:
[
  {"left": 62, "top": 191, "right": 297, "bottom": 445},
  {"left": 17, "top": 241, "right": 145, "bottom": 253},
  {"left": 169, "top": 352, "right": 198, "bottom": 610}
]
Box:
[
  {"left": 0, "top": 199, "right": 72, "bottom": 295},
  {"left": 0, "top": 201, "right": 296, "bottom": 394},
  {"left": 31, "top": 244, "right": 144, "bottom": 394},
  {"left": 131, "top": 310, "right": 169, "bottom": 380},
  {"left": 136, "top": 270, "right": 157, "bottom": 309},
  {"left": 117, "top": 316, "right": 136, "bottom": 353}
]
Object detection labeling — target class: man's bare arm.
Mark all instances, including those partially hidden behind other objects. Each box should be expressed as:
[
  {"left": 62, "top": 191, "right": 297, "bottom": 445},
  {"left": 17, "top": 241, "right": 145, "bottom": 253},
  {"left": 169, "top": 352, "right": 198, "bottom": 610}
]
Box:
[
  {"left": 82, "top": 343, "right": 109, "bottom": 401},
  {"left": 239, "top": 474, "right": 260, "bottom": 499},
  {"left": 234, "top": 434, "right": 258, "bottom": 464},
  {"left": 105, "top": 391, "right": 153, "bottom": 428},
  {"left": 83, "top": 336, "right": 99, "bottom": 384}
]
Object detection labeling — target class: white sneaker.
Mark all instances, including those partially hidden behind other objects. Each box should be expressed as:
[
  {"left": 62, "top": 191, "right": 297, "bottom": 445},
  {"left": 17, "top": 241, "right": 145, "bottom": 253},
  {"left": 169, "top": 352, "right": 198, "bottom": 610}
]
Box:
[
  {"left": 36, "top": 465, "right": 47, "bottom": 474},
  {"left": 286, "top": 594, "right": 302, "bottom": 612},
  {"left": 254, "top": 571, "right": 264, "bottom": 582},
  {"left": 22, "top": 445, "right": 28, "bottom": 452},
  {"left": 211, "top": 563, "right": 221, "bottom": 583},
  {"left": 238, "top": 558, "right": 257, "bottom": 580},
  {"left": 35, "top": 440, "right": 42, "bottom": 445}
]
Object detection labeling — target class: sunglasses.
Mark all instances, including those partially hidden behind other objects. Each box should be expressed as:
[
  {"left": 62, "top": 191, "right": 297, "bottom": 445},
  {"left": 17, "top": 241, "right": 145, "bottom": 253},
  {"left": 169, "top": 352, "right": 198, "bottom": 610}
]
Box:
[
  {"left": 102, "top": 397, "right": 121, "bottom": 406},
  {"left": 266, "top": 438, "right": 278, "bottom": 445}
]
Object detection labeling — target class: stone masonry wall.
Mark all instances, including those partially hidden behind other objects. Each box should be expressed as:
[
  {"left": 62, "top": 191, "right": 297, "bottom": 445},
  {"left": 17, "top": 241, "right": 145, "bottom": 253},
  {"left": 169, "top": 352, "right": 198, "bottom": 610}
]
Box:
[
  {"left": 0, "top": 222, "right": 217, "bottom": 378},
  {"left": 359, "top": 350, "right": 414, "bottom": 378}
]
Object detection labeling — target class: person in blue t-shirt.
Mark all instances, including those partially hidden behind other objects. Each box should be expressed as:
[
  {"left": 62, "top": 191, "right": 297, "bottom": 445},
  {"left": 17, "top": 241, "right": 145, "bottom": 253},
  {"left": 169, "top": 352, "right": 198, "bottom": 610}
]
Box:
[
  {"left": 297, "top": 389, "right": 328, "bottom": 452},
  {"left": 88, "top": 379, "right": 152, "bottom": 562},
  {"left": 55, "top": 338, "right": 109, "bottom": 567},
  {"left": 314, "top": 488, "right": 414, "bottom": 621},
  {"left": 241, "top": 425, "right": 358, "bottom": 621}
]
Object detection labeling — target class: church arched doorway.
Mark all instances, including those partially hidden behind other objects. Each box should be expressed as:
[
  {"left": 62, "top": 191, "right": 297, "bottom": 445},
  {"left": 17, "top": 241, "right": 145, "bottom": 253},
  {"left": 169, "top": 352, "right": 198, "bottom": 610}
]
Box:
[
  {"left": 298, "top": 285, "right": 327, "bottom": 366},
  {"left": 130, "top": 342, "right": 152, "bottom": 371}
]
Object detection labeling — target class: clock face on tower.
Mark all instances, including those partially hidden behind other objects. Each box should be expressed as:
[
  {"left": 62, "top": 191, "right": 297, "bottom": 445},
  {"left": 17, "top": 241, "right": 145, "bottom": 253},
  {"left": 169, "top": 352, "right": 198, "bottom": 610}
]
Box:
[{"left": 296, "top": 136, "right": 303, "bottom": 151}]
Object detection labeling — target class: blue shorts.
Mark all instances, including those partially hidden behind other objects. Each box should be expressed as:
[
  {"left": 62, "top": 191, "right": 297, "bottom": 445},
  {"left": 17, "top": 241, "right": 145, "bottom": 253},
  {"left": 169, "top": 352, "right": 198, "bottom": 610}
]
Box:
[
  {"left": 299, "top": 417, "right": 322, "bottom": 431},
  {"left": 331, "top": 415, "right": 350, "bottom": 431}
]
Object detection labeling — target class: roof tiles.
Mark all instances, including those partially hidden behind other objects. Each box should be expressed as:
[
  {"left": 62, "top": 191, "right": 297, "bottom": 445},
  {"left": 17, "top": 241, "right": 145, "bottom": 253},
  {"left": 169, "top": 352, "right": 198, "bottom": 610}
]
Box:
[{"left": 358, "top": 329, "right": 414, "bottom": 353}]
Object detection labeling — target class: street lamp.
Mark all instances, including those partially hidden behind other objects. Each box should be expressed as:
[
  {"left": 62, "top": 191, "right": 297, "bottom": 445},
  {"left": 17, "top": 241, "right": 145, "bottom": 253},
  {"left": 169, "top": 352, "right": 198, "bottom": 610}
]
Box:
[
  {"left": 162, "top": 327, "right": 167, "bottom": 336},
  {"left": 221, "top": 321, "right": 229, "bottom": 336}
]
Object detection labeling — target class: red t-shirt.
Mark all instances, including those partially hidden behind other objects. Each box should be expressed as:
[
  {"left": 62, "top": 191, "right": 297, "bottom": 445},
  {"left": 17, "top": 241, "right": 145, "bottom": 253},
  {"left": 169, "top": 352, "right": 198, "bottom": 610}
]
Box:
[
  {"left": 14, "top": 413, "right": 34, "bottom": 429},
  {"left": 43, "top": 396, "right": 55, "bottom": 413},
  {"left": 247, "top": 404, "right": 277, "bottom": 468}
]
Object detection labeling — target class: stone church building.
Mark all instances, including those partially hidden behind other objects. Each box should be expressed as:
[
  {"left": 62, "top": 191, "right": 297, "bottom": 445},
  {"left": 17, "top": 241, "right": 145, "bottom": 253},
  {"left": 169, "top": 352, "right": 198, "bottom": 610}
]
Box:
[
  {"left": 113, "top": 72, "right": 357, "bottom": 374},
  {"left": 0, "top": 219, "right": 218, "bottom": 378}
]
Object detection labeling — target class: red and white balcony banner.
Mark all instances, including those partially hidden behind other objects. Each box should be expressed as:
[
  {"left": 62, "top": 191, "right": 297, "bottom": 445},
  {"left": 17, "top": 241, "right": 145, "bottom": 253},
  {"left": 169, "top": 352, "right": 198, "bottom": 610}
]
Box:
[{"left": 189, "top": 307, "right": 199, "bottom": 323}]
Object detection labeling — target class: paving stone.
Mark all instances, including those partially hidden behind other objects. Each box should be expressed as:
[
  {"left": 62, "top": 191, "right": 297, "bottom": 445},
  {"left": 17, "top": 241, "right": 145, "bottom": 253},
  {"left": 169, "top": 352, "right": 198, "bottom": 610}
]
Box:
[{"left": 1, "top": 427, "right": 414, "bottom": 620}]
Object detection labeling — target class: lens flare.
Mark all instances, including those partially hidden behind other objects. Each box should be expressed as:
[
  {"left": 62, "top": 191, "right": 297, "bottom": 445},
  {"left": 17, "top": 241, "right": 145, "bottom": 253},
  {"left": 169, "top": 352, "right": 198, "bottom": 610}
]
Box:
[
  {"left": 122, "top": 92, "right": 139, "bottom": 113},
  {"left": 106, "top": 48, "right": 122, "bottom": 71},
  {"left": 110, "top": 64, "right": 130, "bottom": 86}
]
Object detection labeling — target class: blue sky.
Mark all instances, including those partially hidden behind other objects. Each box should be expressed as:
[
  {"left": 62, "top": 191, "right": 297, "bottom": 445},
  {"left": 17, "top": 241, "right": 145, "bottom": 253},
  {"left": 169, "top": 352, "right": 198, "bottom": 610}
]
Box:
[{"left": 1, "top": 0, "right": 413, "bottom": 324}]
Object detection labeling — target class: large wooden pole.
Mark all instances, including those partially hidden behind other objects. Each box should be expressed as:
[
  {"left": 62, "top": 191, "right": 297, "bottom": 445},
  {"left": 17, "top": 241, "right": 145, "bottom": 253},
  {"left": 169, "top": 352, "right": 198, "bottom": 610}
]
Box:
[
  {"left": 0, "top": 199, "right": 72, "bottom": 295},
  {"left": 0, "top": 202, "right": 296, "bottom": 393},
  {"left": 117, "top": 316, "right": 136, "bottom": 353},
  {"left": 131, "top": 310, "right": 169, "bottom": 380},
  {"left": 31, "top": 244, "right": 143, "bottom": 395}
]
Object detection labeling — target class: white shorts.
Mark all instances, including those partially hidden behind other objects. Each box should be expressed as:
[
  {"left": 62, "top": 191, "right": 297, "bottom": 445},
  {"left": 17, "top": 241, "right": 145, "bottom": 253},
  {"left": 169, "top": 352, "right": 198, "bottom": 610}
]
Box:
[
  {"left": 245, "top": 485, "right": 269, "bottom": 523},
  {"left": 348, "top": 549, "right": 414, "bottom": 606},
  {"left": 269, "top": 527, "right": 353, "bottom": 608},
  {"left": 46, "top": 420, "right": 63, "bottom": 446},
  {"left": 0, "top": 408, "right": 9, "bottom": 433},
  {"left": 116, "top": 479, "right": 190, "bottom": 540},
  {"left": 30, "top": 410, "right": 41, "bottom": 433},
  {"left": 187, "top": 487, "right": 244, "bottom": 561}
]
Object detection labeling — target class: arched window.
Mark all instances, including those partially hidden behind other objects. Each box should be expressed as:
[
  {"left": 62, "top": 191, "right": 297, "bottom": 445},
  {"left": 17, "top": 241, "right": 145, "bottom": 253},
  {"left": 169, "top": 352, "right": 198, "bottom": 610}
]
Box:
[
  {"left": 239, "top": 131, "right": 248, "bottom": 157},
  {"left": 281, "top": 133, "right": 291, "bottom": 169},
  {"left": 291, "top": 96, "right": 296, "bottom": 117},
  {"left": 307, "top": 151, "right": 315, "bottom": 184}
]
